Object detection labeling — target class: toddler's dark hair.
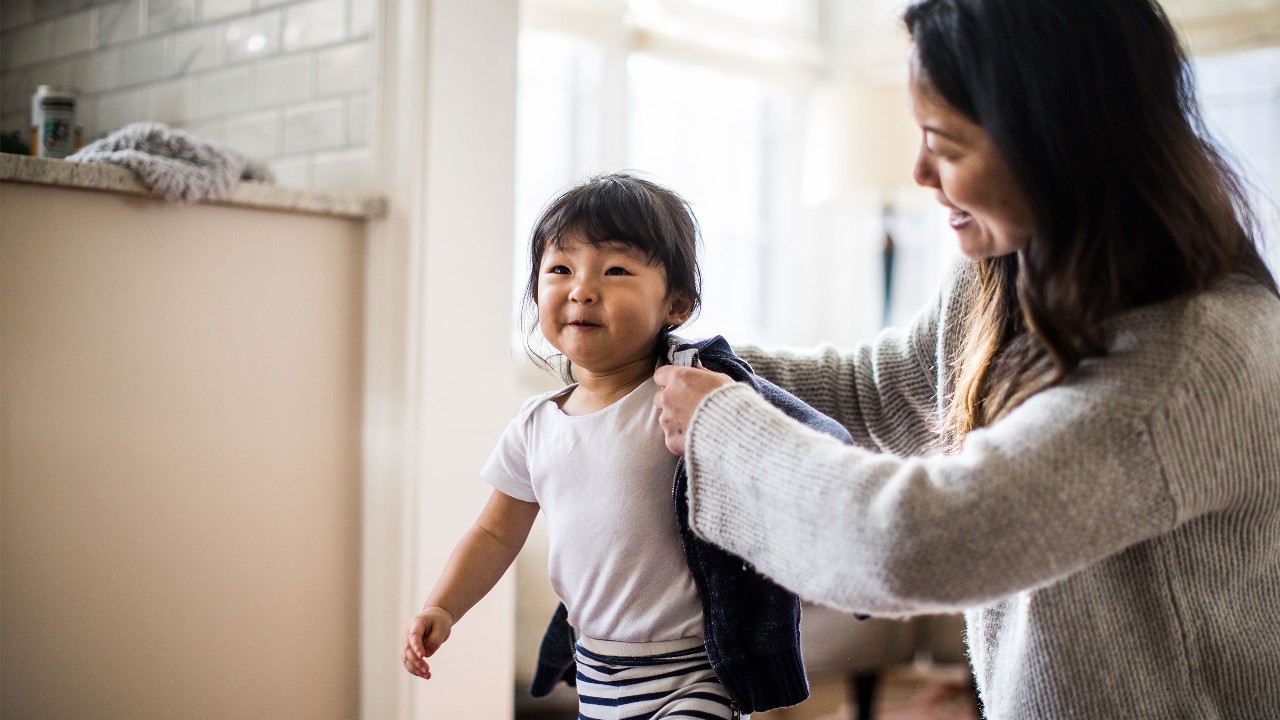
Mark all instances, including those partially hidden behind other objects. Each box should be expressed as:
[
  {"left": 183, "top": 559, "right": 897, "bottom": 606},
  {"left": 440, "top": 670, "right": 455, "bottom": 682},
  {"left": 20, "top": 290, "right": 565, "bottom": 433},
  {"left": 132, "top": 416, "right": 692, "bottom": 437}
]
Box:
[{"left": 521, "top": 172, "right": 703, "bottom": 381}]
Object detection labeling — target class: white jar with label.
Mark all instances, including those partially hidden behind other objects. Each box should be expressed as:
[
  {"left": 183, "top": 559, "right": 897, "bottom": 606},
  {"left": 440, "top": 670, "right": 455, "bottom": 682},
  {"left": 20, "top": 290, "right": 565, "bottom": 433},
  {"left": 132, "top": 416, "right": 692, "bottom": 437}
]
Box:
[{"left": 30, "top": 85, "right": 81, "bottom": 159}]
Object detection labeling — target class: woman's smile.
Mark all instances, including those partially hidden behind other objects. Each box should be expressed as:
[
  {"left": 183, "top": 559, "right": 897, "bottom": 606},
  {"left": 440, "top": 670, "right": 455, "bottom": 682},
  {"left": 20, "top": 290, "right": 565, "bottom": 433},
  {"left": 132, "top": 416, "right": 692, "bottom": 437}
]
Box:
[{"left": 939, "top": 195, "right": 973, "bottom": 229}]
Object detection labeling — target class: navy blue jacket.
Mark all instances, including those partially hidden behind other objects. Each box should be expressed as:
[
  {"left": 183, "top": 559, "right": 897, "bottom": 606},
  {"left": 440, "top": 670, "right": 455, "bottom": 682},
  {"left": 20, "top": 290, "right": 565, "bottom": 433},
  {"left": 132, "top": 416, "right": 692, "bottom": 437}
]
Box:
[{"left": 529, "top": 336, "right": 854, "bottom": 713}]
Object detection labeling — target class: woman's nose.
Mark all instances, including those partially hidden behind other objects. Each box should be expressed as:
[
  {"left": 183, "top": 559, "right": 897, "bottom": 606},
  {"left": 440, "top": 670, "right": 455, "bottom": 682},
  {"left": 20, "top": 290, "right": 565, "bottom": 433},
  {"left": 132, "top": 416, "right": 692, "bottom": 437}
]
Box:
[{"left": 912, "top": 140, "right": 939, "bottom": 189}]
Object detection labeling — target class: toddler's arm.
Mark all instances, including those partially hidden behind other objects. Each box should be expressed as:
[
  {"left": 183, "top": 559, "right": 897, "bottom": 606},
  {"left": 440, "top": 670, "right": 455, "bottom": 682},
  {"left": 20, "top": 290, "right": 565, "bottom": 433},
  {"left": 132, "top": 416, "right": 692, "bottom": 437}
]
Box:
[{"left": 402, "top": 488, "right": 539, "bottom": 679}]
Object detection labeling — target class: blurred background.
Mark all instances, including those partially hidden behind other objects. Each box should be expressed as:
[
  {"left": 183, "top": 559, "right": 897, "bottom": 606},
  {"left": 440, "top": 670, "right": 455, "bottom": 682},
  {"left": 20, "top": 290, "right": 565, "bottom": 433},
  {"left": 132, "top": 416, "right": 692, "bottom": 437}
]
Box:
[
  {"left": 2, "top": 1, "right": 1277, "bottom": 719},
  {"left": 3, "top": 0, "right": 1275, "bottom": 339}
]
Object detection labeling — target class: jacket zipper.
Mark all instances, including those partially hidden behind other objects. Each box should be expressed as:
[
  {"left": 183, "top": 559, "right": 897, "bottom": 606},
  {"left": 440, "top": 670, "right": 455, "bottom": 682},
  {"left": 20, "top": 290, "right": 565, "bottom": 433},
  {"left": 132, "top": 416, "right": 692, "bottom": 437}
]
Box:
[{"left": 671, "top": 457, "right": 684, "bottom": 507}]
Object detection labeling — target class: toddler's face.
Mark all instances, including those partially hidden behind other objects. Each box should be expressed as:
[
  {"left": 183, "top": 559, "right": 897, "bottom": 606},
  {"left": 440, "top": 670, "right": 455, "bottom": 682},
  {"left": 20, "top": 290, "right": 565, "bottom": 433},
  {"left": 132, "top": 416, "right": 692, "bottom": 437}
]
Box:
[{"left": 537, "top": 233, "right": 689, "bottom": 377}]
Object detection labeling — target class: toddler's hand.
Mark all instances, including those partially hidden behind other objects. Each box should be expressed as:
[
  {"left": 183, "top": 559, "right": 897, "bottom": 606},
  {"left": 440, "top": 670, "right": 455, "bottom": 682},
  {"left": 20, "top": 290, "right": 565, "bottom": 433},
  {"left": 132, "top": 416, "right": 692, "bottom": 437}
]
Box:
[{"left": 402, "top": 606, "right": 454, "bottom": 679}]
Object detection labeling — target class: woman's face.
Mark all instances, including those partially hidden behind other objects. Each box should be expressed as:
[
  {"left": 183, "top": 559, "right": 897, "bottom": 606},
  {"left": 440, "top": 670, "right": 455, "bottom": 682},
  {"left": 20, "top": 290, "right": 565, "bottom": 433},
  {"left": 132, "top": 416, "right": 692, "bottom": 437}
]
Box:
[{"left": 908, "top": 59, "right": 1037, "bottom": 260}]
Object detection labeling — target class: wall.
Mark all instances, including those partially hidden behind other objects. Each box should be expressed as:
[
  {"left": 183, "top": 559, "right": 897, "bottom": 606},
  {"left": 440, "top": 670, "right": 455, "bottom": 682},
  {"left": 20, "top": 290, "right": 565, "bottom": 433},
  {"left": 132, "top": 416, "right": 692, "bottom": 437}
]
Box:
[
  {"left": 1165, "top": 0, "right": 1280, "bottom": 22},
  {"left": 0, "top": 0, "right": 374, "bottom": 191},
  {"left": 1, "top": 181, "right": 365, "bottom": 720},
  {"left": 361, "top": 1, "right": 522, "bottom": 717}
]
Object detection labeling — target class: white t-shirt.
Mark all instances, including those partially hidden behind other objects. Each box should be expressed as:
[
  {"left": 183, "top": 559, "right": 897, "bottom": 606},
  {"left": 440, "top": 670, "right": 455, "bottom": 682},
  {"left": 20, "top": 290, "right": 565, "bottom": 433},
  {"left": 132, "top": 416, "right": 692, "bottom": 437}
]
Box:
[{"left": 481, "top": 378, "right": 704, "bottom": 642}]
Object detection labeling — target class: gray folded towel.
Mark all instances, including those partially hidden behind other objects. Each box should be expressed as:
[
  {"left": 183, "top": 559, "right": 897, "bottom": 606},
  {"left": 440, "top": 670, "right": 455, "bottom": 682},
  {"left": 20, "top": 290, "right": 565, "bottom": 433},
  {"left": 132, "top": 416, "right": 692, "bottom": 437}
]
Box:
[{"left": 67, "top": 122, "right": 275, "bottom": 202}]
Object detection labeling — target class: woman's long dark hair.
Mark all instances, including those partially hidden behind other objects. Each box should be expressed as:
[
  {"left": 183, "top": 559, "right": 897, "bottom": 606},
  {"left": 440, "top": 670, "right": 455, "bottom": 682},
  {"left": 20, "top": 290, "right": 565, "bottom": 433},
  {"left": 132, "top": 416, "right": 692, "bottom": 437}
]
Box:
[
  {"left": 903, "top": 0, "right": 1278, "bottom": 446},
  {"left": 521, "top": 172, "right": 703, "bottom": 382}
]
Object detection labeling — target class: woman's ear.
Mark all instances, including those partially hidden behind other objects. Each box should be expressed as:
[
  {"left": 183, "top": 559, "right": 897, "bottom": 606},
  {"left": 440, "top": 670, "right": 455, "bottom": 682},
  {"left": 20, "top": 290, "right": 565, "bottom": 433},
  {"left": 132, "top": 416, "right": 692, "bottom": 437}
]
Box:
[{"left": 665, "top": 292, "right": 693, "bottom": 326}]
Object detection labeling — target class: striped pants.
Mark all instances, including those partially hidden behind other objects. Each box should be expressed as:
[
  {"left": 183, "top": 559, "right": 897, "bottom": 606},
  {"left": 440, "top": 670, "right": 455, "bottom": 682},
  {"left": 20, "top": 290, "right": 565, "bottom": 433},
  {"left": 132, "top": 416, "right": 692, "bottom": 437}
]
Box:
[{"left": 574, "top": 636, "right": 745, "bottom": 720}]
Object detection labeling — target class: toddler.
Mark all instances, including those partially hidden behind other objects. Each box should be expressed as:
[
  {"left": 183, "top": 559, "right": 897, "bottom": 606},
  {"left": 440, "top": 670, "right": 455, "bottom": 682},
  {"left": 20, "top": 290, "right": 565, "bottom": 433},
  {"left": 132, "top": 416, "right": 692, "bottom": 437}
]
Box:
[{"left": 401, "top": 173, "right": 851, "bottom": 719}]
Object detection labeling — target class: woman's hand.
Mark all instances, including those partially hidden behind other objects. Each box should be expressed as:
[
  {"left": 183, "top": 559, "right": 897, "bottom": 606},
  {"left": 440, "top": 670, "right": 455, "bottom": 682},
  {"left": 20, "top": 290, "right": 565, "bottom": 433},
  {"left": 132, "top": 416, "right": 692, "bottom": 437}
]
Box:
[
  {"left": 402, "top": 606, "right": 454, "bottom": 679},
  {"left": 653, "top": 365, "right": 735, "bottom": 455}
]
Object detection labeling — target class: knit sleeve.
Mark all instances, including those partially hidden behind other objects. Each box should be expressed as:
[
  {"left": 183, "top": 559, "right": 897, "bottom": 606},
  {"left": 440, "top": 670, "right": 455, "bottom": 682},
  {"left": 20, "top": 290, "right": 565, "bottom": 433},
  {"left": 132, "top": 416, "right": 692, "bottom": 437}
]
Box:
[
  {"left": 683, "top": 376, "right": 1176, "bottom": 617},
  {"left": 734, "top": 260, "right": 973, "bottom": 455}
]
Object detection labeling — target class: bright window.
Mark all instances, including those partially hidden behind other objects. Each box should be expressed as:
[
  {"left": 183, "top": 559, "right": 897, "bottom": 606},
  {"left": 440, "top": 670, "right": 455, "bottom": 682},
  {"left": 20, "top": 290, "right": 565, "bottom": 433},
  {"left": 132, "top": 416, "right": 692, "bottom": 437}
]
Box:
[
  {"left": 1196, "top": 47, "right": 1280, "bottom": 276},
  {"left": 514, "top": 0, "right": 899, "bottom": 351}
]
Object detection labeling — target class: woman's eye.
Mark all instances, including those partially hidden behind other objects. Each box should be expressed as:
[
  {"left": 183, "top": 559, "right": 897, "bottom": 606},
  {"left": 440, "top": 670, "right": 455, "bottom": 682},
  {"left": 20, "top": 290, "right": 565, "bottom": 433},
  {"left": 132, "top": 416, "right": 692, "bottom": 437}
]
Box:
[
  {"left": 604, "top": 266, "right": 630, "bottom": 276},
  {"left": 926, "top": 138, "right": 960, "bottom": 160}
]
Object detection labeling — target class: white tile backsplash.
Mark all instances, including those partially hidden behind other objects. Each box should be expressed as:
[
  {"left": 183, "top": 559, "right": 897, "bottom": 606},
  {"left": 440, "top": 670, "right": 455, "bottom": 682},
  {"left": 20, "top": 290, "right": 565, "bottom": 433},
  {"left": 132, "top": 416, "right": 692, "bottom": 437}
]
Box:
[
  {"left": 147, "top": 0, "right": 196, "bottom": 34},
  {"left": 222, "top": 10, "right": 281, "bottom": 63},
  {"left": 77, "top": 45, "right": 121, "bottom": 92},
  {"left": 196, "top": 66, "right": 249, "bottom": 118},
  {"left": 349, "top": 0, "right": 372, "bottom": 38},
  {"left": 252, "top": 53, "right": 311, "bottom": 108},
  {"left": 2, "top": 0, "right": 371, "bottom": 190},
  {"left": 283, "top": 98, "right": 342, "bottom": 153},
  {"left": 315, "top": 41, "right": 367, "bottom": 96},
  {"left": 51, "top": 9, "right": 98, "bottom": 59},
  {"left": 269, "top": 154, "right": 312, "bottom": 187},
  {"left": 200, "top": 0, "right": 253, "bottom": 22},
  {"left": 347, "top": 92, "right": 366, "bottom": 145},
  {"left": 184, "top": 118, "right": 225, "bottom": 143},
  {"left": 119, "top": 36, "right": 170, "bottom": 86},
  {"left": 224, "top": 108, "right": 280, "bottom": 158},
  {"left": 98, "top": 0, "right": 143, "bottom": 47},
  {"left": 147, "top": 78, "right": 193, "bottom": 126},
  {"left": 4, "top": 22, "right": 54, "bottom": 68},
  {"left": 96, "top": 86, "right": 145, "bottom": 134},
  {"left": 33, "top": 0, "right": 89, "bottom": 23},
  {"left": 282, "top": 0, "right": 344, "bottom": 52},
  {"left": 312, "top": 147, "right": 369, "bottom": 192},
  {"left": 171, "top": 25, "right": 220, "bottom": 74},
  {"left": 1, "top": 0, "right": 34, "bottom": 32},
  {"left": 1, "top": 70, "right": 31, "bottom": 114},
  {"left": 37, "top": 58, "right": 77, "bottom": 91},
  {"left": 75, "top": 94, "right": 98, "bottom": 138}
]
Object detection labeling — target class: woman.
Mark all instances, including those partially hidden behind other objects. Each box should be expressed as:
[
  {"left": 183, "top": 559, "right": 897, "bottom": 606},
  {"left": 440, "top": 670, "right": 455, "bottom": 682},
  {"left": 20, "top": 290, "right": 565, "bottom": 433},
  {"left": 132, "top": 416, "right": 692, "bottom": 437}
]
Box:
[{"left": 653, "top": 0, "right": 1280, "bottom": 718}]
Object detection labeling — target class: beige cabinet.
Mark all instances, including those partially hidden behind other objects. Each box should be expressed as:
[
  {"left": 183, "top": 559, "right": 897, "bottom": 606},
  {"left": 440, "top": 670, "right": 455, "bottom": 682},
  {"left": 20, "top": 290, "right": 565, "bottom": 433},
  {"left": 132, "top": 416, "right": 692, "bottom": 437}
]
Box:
[{"left": 1, "top": 180, "right": 365, "bottom": 720}]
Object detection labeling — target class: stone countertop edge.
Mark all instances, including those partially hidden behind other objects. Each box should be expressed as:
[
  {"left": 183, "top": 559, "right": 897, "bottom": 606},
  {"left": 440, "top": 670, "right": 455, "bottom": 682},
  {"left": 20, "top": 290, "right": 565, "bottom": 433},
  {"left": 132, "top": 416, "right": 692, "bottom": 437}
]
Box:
[{"left": 0, "top": 153, "right": 388, "bottom": 221}]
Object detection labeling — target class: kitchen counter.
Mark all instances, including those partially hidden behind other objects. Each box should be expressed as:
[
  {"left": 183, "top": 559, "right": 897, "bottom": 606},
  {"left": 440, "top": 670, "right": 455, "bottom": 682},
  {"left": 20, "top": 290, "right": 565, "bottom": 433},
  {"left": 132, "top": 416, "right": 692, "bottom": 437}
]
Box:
[{"left": 0, "top": 153, "right": 386, "bottom": 221}]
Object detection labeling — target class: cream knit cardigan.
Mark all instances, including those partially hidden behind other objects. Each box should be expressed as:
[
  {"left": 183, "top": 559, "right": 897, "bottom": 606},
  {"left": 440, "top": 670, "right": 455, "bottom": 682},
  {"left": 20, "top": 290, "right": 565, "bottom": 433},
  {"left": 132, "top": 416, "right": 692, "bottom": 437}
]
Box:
[{"left": 684, "top": 260, "right": 1280, "bottom": 719}]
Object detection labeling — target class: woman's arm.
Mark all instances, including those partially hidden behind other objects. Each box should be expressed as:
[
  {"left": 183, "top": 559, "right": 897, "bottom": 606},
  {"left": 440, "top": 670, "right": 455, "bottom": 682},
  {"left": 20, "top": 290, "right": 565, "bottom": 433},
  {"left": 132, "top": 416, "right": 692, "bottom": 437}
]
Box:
[
  {"left": 681, "top": 378, "right": 1174, "bottom": 617},
  {"left": 734, "top": 260, "right": 972, "bottom": 455},
  {"left": 736, "top": 332, "right": 938, "bottom": 455},
  {"left": 403, "top": 489, "right": 539, "bottom": 679}
]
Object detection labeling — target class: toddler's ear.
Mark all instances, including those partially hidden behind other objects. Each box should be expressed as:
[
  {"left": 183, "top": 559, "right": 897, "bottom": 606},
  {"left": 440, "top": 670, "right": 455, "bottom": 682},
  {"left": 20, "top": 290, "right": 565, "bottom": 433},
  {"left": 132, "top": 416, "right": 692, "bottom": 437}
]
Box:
[{"left": 666, "top": 292, "right": 694, "bottom": 325}]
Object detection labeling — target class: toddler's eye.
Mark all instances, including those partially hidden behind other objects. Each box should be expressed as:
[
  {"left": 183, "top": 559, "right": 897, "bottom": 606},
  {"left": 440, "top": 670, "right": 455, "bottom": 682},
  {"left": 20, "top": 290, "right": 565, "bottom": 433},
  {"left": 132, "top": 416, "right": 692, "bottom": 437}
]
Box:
[
  {"left": 604, "top": 267, "right": 630, "bottom": 276},
  {"left": 548, "top": 265, "right": 570, "bottom": 274}
]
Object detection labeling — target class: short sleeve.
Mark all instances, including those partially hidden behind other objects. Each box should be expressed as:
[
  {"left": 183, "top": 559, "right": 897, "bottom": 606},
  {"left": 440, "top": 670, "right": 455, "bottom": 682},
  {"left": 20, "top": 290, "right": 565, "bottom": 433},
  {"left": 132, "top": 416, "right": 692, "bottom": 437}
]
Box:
[{"left": 480, "top": 398, "right": 541, "bottom": 503}]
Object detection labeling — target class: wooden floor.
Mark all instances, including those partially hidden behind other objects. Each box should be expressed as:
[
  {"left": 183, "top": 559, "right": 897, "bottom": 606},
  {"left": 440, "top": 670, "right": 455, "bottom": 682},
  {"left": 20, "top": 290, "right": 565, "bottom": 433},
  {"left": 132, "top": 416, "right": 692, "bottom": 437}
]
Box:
[
  {"left": 755, "top": 663, "right": 978, "bottom": 720},
  {"left": 516, "top": 663, "right": 981, "bottom": 720}
]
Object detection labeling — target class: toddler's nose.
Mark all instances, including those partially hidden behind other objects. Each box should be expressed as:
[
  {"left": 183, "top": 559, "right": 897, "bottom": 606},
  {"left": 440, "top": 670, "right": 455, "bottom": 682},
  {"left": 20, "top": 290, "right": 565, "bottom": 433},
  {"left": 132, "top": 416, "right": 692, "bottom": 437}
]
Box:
[{"left": 569, "top": 279, "right": 599, "bottom": 303}]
